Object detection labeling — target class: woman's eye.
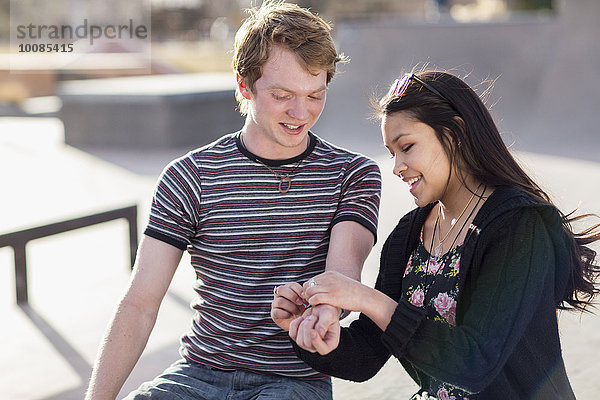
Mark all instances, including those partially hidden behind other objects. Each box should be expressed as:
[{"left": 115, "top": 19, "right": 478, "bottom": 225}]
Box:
[{"left": 402, "top": 144, "right": 414, "bottom": 153}]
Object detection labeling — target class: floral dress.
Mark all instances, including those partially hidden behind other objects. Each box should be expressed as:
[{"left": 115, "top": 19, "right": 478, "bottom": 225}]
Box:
[{"left": 402, "top": 235, "right": 474, "bottom": 400}]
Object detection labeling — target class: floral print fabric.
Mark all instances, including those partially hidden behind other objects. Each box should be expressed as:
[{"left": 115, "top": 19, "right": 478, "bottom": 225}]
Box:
[{"left": 402, "top": 237, "right": 473, "bottom": 400}]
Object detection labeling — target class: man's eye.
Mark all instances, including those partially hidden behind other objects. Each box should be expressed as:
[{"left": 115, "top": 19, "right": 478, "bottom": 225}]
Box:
[{"left": 272, "top": 93, "right": 291, "bottom": 100}]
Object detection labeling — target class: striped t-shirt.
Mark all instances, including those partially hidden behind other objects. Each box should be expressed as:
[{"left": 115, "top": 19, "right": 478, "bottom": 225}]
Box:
[{"left": 144, "top": 131, "right": 381, "bottom": 378}]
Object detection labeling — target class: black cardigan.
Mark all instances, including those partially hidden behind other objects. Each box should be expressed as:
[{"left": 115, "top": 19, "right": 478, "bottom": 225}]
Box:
[{"left": 294, "top": 186, "right": 576, "bottom": 399}]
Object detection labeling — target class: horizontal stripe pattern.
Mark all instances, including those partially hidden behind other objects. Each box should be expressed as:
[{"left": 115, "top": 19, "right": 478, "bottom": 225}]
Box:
[{"left": 144, "top": 132, "right": 381, "bottom": 378}]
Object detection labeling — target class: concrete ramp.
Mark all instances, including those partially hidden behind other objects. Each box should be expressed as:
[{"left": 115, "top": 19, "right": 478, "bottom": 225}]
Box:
[
  {"left": 315, "top": 0, "right": 600, "bottom": 162},
  {"left": 529, "top": 0, "right": 600, "bottom": 158}
]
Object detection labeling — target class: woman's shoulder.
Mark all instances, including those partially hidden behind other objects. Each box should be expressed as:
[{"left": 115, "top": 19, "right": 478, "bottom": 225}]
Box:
[
  {"left": 475, "top": 186, "right": 556, "bottom": 227},
  {"left": 476, "top": 186, "right": 564, "bottom": 243}
]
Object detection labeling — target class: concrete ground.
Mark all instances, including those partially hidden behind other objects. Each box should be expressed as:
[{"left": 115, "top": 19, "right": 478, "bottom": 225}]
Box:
[{"left": 1, "top": 117, "right": 599, "bottom": 399}]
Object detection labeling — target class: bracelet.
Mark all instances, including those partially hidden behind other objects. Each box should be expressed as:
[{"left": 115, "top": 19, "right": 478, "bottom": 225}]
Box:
[{"left": 339, "top": 308, "right": 351, "bottom": 320}]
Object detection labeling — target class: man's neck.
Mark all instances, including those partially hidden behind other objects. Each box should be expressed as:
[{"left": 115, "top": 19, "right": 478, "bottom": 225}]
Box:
[{"left": 241, "top": 125, "right": 310, "bottom": 160}]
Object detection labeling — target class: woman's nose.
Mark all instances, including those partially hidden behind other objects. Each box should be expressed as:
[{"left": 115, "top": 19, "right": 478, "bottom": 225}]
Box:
[{"left": 393, "top": 157, "right": 407, "bottom": 177}]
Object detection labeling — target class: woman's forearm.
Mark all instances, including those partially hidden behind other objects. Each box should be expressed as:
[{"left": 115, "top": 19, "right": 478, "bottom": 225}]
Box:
[{"left": 359, "top": 286, "right": 398, "bottom": 331}]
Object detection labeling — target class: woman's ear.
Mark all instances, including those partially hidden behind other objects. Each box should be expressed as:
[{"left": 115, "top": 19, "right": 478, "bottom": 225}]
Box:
[
  {"left": 451, "top": 116, "right": 466, "bottom": 148},
  {"left": 453, "top": 116, "right": 466, "bottom": 132}
]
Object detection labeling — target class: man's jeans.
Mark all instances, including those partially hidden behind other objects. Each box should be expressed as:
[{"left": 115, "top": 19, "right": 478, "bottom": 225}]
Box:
[{"left": 123, "top": 359, "right": 333, "bottom": 400}]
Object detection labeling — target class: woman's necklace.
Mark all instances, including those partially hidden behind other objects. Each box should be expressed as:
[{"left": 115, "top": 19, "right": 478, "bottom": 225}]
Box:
[
  {"left": 240, "top": 134, "right": 306, "bottom": 193},
  {"left": 424, "top": 185, "right": 486, "bottom": 293},
  {"left": 433, "top": 185, "right": 480, "bottom": 259}
]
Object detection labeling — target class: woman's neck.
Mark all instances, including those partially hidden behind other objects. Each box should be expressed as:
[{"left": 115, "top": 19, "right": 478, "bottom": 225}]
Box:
[{"left": 439, "top": 179, "right": 483, "bottom": 221}]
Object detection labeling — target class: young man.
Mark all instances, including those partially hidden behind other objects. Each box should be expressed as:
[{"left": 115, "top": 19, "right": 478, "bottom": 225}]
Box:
[{"left": 85, "top": 2, "right": 381, "bottom": 399}]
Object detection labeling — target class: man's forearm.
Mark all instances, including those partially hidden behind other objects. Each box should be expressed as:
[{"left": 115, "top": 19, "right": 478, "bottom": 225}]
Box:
[
  {"left": 324, "top": 262, "right": 362, "bottom": 281},
  {"left": 320, "top": 221, "right": 375, "bottom": 322},
  {"left": 85, "top": 299, "right": 158, "bottom": 400},
  {"left": 325, "top": 221, "right": 375, "bottom": 281}
]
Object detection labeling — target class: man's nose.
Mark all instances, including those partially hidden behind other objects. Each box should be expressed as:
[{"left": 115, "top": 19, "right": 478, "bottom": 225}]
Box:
[{"left": 287, "top": 98, "right": 309, "bottom": 121}]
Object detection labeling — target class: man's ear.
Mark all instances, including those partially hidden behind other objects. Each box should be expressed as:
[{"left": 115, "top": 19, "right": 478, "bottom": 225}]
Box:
[{"left": 236, "top": 73, "right": 252, "bottom": 100}]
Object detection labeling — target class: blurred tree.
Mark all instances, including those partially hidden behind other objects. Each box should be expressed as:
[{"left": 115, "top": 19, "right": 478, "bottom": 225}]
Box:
[
  {"left": 148, "top": 0, "right": 557, "bottom": 42},
  {"left": 294, "top": 0, "right": 424, "bottom": 20},
  {"left": 506, "top": 0, "right": 554, "bottom": 11},
  {"left": 151, "top": 0, "right": 248, "bottom": 41}
]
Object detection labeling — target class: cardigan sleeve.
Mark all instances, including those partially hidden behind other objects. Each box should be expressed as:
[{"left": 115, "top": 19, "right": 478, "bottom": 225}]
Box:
[
  {"left": 292, "top": 311, "right": 393, "bottom": 382},
  {"left": 380, "top": 207, "right": 560, "bottom": 393},
  {"left": 291, "top": 239, "right": 398, "bottom": 382}
]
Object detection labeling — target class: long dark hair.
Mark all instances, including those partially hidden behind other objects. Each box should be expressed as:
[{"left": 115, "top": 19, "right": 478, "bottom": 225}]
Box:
[{"left": 374, "top": 69, "right": 600, "bottom": 312}]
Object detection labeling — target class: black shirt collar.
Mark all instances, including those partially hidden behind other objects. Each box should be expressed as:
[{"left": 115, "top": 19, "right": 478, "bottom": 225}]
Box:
[{"left": 236, "top": 131, "right": 317, "bottom": 167}]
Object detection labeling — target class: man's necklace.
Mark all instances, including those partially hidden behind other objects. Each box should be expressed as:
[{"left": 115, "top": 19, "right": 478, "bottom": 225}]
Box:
[{"left": 240, "top": 134, "right": 306, "bottom": 194}]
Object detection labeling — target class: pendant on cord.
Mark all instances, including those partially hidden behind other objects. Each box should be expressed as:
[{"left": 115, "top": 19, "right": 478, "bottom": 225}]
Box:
[
  {"left": 434, "top": 243, "right": 443, "bottom": 261},
  {"left": 278, "top": 175, "right": 291, "bottom": 193}
]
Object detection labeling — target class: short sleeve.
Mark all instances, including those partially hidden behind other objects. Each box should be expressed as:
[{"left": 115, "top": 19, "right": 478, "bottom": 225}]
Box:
[
  {"left": 144, "top": 156, "right": 201, "bottom": 250},
  {"left": 332, "top": 156, "right": 381, "bottom": 242}
]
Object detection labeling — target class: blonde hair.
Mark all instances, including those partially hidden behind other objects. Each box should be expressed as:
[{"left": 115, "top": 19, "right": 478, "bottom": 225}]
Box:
[{"left": 233, "top": 0, "right": 347, "bottom": 115}]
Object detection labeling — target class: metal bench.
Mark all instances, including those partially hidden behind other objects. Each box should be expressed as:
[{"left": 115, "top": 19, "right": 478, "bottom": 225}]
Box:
[{"left": 0, "top": 205, "right": 138, "bottom": 305}]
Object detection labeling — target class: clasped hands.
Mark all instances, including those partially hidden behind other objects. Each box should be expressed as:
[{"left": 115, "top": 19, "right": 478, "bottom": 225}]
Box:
[{"left": 270, "top": 271, "right": 363, "bottom": 355}]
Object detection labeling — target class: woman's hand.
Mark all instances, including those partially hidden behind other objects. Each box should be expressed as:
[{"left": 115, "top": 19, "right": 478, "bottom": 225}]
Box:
[
  {"left": 302, "top": 271, "right": 370, "bottom": 314},
  {"left": 270, "top": 282, "right": 306, "bottom": 331},
  {"left": 289, "top": 314, "right": 341, "bottom": 355}
]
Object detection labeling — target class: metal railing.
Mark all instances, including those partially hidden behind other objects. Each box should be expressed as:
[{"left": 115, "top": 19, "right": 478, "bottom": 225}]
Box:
[{"left": 0, "top": 205, "right": 138, "bottom": 305}]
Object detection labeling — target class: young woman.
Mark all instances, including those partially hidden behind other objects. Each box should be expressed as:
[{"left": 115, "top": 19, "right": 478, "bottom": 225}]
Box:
[{"left": 272, "top": 70, "right": 600, "bottom": 399}]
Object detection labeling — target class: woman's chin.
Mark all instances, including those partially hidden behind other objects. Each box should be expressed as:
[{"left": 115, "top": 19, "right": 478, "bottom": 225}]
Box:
[{"left": 412, "top": 195, "right": 429, "bottom": 208}]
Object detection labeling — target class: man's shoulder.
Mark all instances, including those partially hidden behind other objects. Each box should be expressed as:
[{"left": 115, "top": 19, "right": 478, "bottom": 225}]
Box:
[
  {"left": 190, "top": 132, "right": 239, "bottom": 157},
  {"left": 169, "top": 132, "right": 239, "bottom": 166},
  {"left": 156, "top": 133, "right": 239, "bottom": 181},
  {"left": 312, "top": 133, "right": 379, "bottom": 170}
]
